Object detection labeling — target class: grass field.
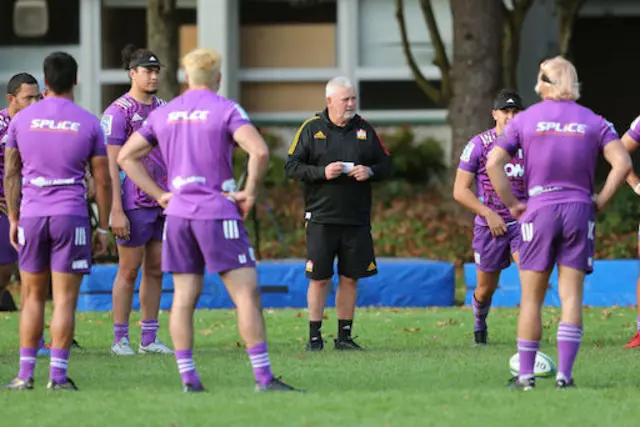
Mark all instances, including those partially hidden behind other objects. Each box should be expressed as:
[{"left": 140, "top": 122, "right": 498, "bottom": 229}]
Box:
[{"left": 1, "top": 305, "right": 639, "bottom": 426}]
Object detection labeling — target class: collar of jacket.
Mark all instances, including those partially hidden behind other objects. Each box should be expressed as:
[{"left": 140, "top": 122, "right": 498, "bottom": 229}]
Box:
[{"left": 318, "top": 108, "right": 359, "bottom": 132}]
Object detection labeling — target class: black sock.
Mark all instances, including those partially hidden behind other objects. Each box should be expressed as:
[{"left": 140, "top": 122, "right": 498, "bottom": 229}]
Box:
[
  {"left": 309, "top": 321, "right": 322, "bottom": 341},
  {"left": 338, "top": 319, "right": 353, "bottom": 341}
]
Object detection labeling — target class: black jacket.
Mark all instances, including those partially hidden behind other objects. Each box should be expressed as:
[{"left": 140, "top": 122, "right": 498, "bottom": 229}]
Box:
[{"left": 284, "top": 109, "right": 392, "bottom": 226}]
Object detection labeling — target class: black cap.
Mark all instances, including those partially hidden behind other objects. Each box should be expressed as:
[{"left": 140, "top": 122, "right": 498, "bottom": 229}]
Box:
[
  {"left": 493, "top": 91, "right": 524, "bottom": 111},
  {"left": 129, "top": 53, "right": 162, "bottom": 69}
]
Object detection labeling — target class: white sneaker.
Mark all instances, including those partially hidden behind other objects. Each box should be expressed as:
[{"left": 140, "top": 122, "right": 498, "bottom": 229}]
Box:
[
  {"left": 139, "top": 338, "right": 173, "bottom": 354},
  {"left": 112, "top": 337, "right": 136, "bottom": 355}
]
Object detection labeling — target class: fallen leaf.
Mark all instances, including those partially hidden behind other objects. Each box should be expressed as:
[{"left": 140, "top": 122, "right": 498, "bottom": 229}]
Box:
[
  {"left": 236, "top": 341, "right": 242, "bottom": 348},
  {"left": 322, "top": 314, "right": 329, "bottom": 320},
  {"left": 295, "top": 354, "right": 305, "bottom": 359},
  {"left": 437, "top": 319, "right": 458, "bottom": 328},
  {"left": 95, "top": 320, "right": 104, "bottom": 326},
  {"left": 403, "top": 328, "right": 421, "bottom": 333},
  {"left": 198, "top": 329, "right": 213, "bottom": 335},
  {"left": 295, "top": 312, "right": 303, "bottom": 318}
]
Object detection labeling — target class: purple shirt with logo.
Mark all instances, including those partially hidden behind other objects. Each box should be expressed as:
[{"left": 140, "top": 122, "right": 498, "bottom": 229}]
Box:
[
  {"left": 102, "top": 93, "right": 167, "bottom": 210},
  {"left": 137, "top": 89, "right": 252, "bottom": 220},
  {"left": 497, "top": 99, "right": 619, "bottom": 211},
  {"left": 458, "top": 128, "right": 526, "bottom": 226},
  {"left": 6, "top": 97, "right": 106, "bottom": 217},
  {"left": 0, "top": 109, "right": 11, "bottom": 208},
  {"left": 626, "top": 114, "right": 640, "bottom": 143}
]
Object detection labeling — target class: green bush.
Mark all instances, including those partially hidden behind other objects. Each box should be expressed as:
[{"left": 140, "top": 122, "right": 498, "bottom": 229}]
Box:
[{"left": 233, "top": 128, "right": 289, "bottom": 189}]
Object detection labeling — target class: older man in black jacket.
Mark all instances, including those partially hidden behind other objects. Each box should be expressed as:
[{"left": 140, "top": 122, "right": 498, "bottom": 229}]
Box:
[{"left": 285, "top": 76, "right": 392, "bottom": 352}]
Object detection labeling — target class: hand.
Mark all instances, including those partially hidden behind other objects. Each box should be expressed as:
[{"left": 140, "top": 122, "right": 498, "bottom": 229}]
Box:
[
  {"left": 85, "top": 176, "right": 96, "bottom": 199},
  {"left": 509, "top": 202, "right": 527, "bottom": 220},
  {"left": 348, "top": 165, "right": 372, "bottom": 182},
  {"left": 93, "top": 230, "right": 110, "bottom": 257},
  {"left": 111, "top": 209, "right": 130, "bottom": 240},
  {"left": 231, "top": 191, "right": 256, "bottom": 220},
  {"left": 484, "top": 210, "right": 507, "bottom": 237},
  {"left": 594, "top": 193, "right": 606, "bottom": 212},
  {"left": 157, "top": 192, "right": 173, "bottom": 209},
  {"left": 325, "top": 162, "right": 343, "bottom": 180},
  {"left": 9, "top": 219, "right": 19, "bottom": 251},
  {"left": 633, "top": 183, "right": 640, "bottom": 196}
]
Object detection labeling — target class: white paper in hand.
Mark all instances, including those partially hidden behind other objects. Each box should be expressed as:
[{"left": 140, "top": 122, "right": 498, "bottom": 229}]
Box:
[{"left": 341, "top": 162, "right": 355, "bottom": 173}]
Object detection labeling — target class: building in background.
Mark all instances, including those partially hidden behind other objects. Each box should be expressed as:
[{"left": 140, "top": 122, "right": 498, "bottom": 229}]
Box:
[{"left": 0, "top": 0, "right": 638, "bottom": 160}]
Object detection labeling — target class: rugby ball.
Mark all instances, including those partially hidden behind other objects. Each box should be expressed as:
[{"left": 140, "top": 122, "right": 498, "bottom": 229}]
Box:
[{"left": 509, "top": 351, "right": 556, "bottom": 378}]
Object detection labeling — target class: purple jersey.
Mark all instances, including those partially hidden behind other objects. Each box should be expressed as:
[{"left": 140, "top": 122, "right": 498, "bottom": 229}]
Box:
[
  {"left": 0, "top": 109, "right": 11, "bottom": 208},
  {"left": 137, "top": 89, "right": 252, "bottom": 220},
  {"left": 458, "top": 128, "right": 526, "bottom": 226},
  {"left": 102, "top": 93, "right": 167, "bottom": 210},
  {"left": 497, "top": 99, "right": 618, "bottom": 210},
  {"left": 626, "top": 114, "right": 640, "bottom": 142},
  {"left": 6, "top": 97, "right": 107, "bottom": 217}
]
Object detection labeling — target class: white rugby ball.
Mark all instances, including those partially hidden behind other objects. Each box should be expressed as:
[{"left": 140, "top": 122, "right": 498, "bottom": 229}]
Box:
[{"left": 509, "top": 351, "right": 556, "bottom": 378}]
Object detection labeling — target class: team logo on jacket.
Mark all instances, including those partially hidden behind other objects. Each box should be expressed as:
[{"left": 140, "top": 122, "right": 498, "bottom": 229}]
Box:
[
  {"left": 357, "top": 129, "right": 367, "bottom": 140},
  {"left": 314, "top": 131, "right": 326, "bottom": 139}
]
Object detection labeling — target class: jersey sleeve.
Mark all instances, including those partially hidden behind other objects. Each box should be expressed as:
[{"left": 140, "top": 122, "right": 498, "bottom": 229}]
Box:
[
  {"left": 137, "top": 114, "right": 159, "bottom": 147},
  {"left": 102, "top": 106, "right": 128, "bottom": 146},
  {"left": 5, "top": 119, "right": 18, "bottom": 149},
  {"left": 495, "top": 117, "right": 521, "bottom": 157},
  {"left": 598, "top": 117, "right": 620, "bottom": 150},
  {"left": 91, "top": 118, "right": 107, "bottom": 157},
  {"left": 626, "top": 115, "right": 640, "bottom": 143},
  {"left": 227, "top": 102, "right": 252, "bottom": 135},
  {"left": 457, "top": 136, "right": 482, "bottom": 174}
]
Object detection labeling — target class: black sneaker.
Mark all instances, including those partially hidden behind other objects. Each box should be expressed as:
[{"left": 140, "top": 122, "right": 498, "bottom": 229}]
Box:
[
  {"left": 473, "top": 330, "right": 487, "bottom": 346},
  {"left": 507, "top": 376, "right": 535, "bottom": 391},
  {"left": 3, "top": 377, "right": 34, "bottom": 390},
  {"left": 46, "top": 377, "right": 78, "bottom": 391},
  {"left": 555, "top": 378, "right": 576, "bottom": 389},
  {"left": 255, "top": 377, "right": 303, "bottom": 393},
  {"left": 184, "top": 382, "right": 205, "bottom": 393},
  {"left": 334, "top": 337, "right": 364, "bottom": 351},
  {"left": 305, "top": 337, "right": 324, "bottom": 351}
]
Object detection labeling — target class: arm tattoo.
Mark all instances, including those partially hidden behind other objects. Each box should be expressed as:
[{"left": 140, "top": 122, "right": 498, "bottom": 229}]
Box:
[{"left": 3, "top": 147, "right": 22, "bottom": 220}]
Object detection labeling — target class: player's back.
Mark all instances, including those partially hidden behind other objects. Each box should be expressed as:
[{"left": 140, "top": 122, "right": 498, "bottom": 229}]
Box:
[
  {"left": 8, "top": 97, "right": 104, "bottom": 217},
  {"left": 148, "top": 89, "right": 251, "bottom": 220},
  {"left": 509, "top": 99, "right": 614, "bottom": 208}
]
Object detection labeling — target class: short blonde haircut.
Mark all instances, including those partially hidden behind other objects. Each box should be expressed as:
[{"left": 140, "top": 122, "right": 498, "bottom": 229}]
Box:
[
  {"left": 182, "top": 48, "right": 222, "bottom": 88},
  {"left": 534, "top": 56, "right": 580, "bottom": 101}
]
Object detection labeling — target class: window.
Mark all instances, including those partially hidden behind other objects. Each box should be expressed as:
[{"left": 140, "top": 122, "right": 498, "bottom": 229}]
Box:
[
  {"left": 358, "top": 80, "right": 443, "bottom": 110},
  {"left": 100, "top": 7, "right": 197, "bottom": 69},
  {"left": 240, "top": 0, "right": 336, "bottom": 25},
  {"left": 100, "top": 84, "right": 130, "bottom": 112},
  {"left": 0, "top": 0, "right": 80, "bottom": 46}
]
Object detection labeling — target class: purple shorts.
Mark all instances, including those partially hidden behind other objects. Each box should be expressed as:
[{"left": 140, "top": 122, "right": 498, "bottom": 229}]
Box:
[
  {"left": 162, "top": 216, "right": 256, "bottom": 274},
  {"left": 472, "top": 222, "right": 521, "bottom": 272},
  {"left": 18, "top": 216, "right": 92, "bottom": 274},
  {"left": 0, "top": 215, "right": 17, "bottom": 265},
  {"left": 518, "top": 203, "right": 595, "bottom": 274},
  {"left": 116, "top": 208, "right": 164, "bottom": 247}
]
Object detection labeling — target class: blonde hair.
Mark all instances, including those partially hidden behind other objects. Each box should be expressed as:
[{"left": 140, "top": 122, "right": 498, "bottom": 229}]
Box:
[
  {"left": 182, "top": 48, "right": 222, "bottom": 88},
  {"left": 534, "top": 56, "right": 580, "bottom": 101}
]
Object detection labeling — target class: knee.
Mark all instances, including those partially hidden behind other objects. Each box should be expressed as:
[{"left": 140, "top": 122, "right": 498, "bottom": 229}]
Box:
[
  {"left": 116, "top": 265, "right": 140, "bottom": 285},
  {"left": 339, "top": 277, "right": 357, "bottom": 288},
  {"left": 310, "top": 279, "right": 330, "bottom": 289}
]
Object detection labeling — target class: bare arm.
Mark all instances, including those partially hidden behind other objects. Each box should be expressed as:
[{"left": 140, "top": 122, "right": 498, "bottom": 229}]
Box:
[
  {"left": 3, "top": 147, "right": 22, "bottom": 222},
  {"left": 621, "top": 132, "right": 640, "bottom": 190},
  {"left": 486, "top": 146, "right": 519, "bottom": 209},
  {"left": 453, "top": 168, "right": 493, "bottom": 217},
  {"left": 107, "top": 145, "right": 125, "bottom": 212},
  {"left": 233, "top": 124, "right": 269, "bottom": 196},
  {"left": 598, "top": 139, "right": 633, "bottom": 209},
  {"left": 117, "top": 132, "right": 163, "bottom": 200},
  {"left": 90, "top": 156, "right": 112, "bottom": 229}
]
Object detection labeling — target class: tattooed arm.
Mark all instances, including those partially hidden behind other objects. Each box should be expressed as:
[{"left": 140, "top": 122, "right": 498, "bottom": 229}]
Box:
[{"left": 3, "top": 147, "right": 22, "bottom": 222}]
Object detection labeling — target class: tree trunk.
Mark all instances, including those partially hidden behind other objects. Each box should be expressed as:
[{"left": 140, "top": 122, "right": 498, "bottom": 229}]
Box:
[
  {"left": 556, "top": 0, "right": 586, "bottom": 58},
  {"left": 449, "top": 0, "right": 504, "bottom": 171},
  {"left": 147, "top": 0, "right": 179, "bottom": 100},
  {"left": 502, "top": 0, "right": 534, "bottom": 90}
]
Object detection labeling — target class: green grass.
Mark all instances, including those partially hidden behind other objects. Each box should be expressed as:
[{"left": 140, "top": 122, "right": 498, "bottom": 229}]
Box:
[{"left": 1, "top": 306, "right": 639, "bottom": 426}]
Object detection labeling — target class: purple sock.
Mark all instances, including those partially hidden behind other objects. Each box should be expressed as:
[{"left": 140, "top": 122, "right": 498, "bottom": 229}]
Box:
[
  {"left": 113, "top": 323, "right": 129, "bottom": 345},
  {"left": 175, "top": 349, "right": 201, "bottom": 387},
  {"left": 141, "top": 319, "right": 159, "bottom": 347},
  {"left": 247, "top": 342, "right": 274, "bottom": 386},
  {"left": 50, "top": 348, "right": 70, "bottom": 384},
  {"left": 557, "top": 322, "right": 583, "bottom": 382},
  {"left": 18, "top": 347, "right": 37, "bottom": 380},
  {"left": 636, "top": 315, "right": 640, "bottom": 333},
  {"left": 517, "top": 339, "right": 539, "bottom": 381},
  {"left": 472, "top": 294, "right": 491, "bottom": 332},
  {"left": 38, "top": 336, "right": 45, "bottom": 349}
]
